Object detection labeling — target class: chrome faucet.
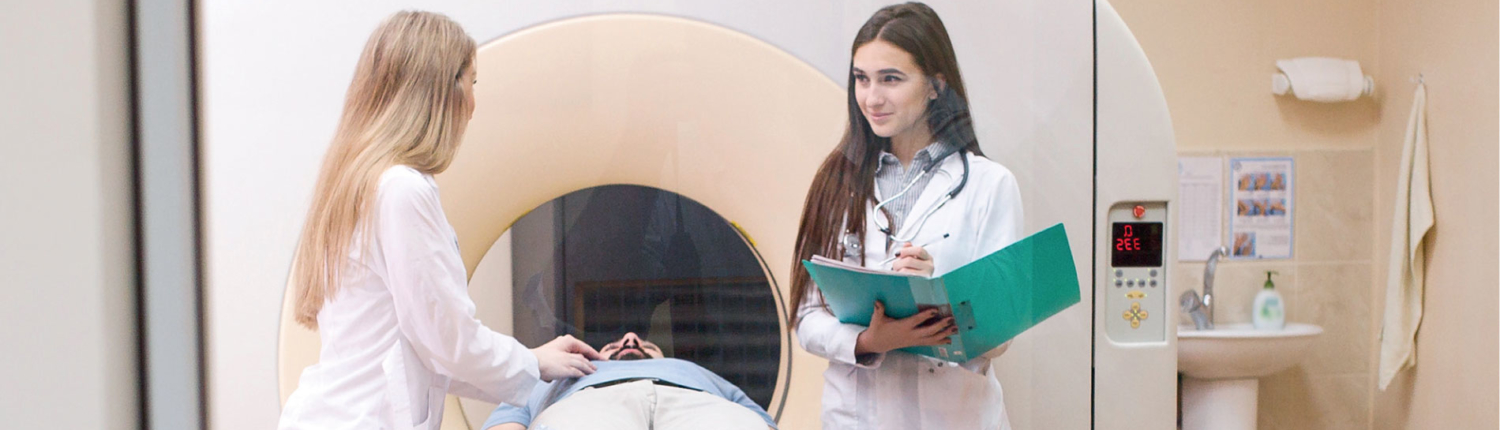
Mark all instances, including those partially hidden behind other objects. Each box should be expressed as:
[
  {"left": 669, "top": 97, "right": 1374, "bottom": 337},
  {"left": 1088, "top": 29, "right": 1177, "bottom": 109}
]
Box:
[
  {"left": 1180, "top": 289, "right": 1209, "bottom": 330},
  {"left": 1179, "top": 247, "right": 1228, "bottom": 330},
  {"left": 1202, "top": 246, "right": 1227, "bottom": 326}
]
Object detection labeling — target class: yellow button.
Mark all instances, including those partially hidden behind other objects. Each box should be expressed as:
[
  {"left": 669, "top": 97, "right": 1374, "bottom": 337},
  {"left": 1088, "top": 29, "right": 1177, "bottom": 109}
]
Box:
[{"left": 1123, "top": 302, "right": 1149, "bottom": 329}]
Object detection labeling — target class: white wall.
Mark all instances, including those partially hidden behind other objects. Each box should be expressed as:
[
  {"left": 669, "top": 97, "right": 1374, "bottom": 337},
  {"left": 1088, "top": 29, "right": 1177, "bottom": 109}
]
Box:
[
  {"left": 200, "top": 1, "right": 1092, "bottom": 428},
  {"left": 0, "top": 0, "right": 137, "bottom": 428}
]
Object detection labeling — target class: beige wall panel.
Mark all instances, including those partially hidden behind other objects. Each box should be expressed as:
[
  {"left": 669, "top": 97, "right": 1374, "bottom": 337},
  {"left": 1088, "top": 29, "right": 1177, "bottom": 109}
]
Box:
[
  {"left": 1112, "top": 0, "right": 1380, "bottom": 151},
  {"left": 1372, "top": 0, "right": 1499, "bottom": 429},
  {"left": 1114, "top": 0, "right": 1498, "bottom": 428}
]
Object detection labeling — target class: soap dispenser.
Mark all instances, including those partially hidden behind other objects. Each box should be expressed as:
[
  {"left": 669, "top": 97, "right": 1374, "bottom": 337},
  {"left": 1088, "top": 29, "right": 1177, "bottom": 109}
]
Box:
[{"left": 1252, "top": 271, "right": 1285, "bottom": 330}]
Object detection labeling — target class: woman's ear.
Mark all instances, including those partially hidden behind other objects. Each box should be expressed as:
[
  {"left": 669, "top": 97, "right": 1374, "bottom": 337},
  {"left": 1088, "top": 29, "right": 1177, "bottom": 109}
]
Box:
[{"left": 929, "top": 73, "right": 947, "bottom": 100}]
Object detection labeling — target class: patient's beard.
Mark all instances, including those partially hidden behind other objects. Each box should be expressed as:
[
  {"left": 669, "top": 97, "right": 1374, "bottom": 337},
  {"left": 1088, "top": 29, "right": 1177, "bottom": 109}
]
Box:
[{"left": 610, "top": 348, "right": 650, "bottom": 361}]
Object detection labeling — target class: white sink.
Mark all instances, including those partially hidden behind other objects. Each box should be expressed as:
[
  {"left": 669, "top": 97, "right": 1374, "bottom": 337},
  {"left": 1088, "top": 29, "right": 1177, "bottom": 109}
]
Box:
[
  {"left": 1178, "top": 322, "right": 1323, "bottom": 379},
  {"left": 1176, "top": 323, "right": 1322, "bottom": 430}
]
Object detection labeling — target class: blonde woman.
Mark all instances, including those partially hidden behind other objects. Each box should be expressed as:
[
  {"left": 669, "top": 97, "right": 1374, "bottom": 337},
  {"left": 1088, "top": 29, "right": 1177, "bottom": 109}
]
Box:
[{"left": 278, "top": 11, "right": 601, "bottom": 430}]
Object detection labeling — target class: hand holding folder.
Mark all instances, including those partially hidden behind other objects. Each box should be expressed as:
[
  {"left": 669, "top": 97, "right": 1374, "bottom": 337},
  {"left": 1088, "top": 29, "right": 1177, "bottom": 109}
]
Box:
[{"left": 802, "top": 223, "right": 1081, "bottom": 362}]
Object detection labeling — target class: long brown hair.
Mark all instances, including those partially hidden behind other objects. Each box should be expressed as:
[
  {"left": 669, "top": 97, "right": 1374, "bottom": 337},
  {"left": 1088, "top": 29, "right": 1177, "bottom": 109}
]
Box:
[
  {"left": 290, "top": 10, "right": 476, "bottom": 329},
  {"left": 790, "top": 2, "right": 982, "bottom": 324}
]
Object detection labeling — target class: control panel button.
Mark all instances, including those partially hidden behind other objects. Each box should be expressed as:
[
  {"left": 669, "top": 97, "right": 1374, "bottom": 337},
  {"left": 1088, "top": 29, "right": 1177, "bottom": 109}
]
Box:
[
  {"left": 1126, "top": 279, "right": 1135, "bottom": 287},
  {"left": 1115, "top": 279, "right": 1123, "bottom": 287},
  {"left": 1114, "top": 269, "right": 1124, "bottom": 277},
  {"left": 1123, "top": 302, "right": 1149, "bottom": 329},
  {"left": 1149, "top": 269, "right": 1158, "bottom": 277},
  {"left": 1150, "top": 279, "right": 1158, "bottom": 287}
]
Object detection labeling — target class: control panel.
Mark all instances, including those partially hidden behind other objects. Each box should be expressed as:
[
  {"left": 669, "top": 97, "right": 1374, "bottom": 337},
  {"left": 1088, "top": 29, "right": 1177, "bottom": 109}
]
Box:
[{"left": 1105, "top": 202, "right": 1168, "bottom": 343}]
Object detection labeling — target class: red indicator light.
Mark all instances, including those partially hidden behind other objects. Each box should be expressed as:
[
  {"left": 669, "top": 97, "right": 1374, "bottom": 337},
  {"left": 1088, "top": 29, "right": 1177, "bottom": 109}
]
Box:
[{"left": 1132, "top": 205, "right": 1146, "bottom": 218}]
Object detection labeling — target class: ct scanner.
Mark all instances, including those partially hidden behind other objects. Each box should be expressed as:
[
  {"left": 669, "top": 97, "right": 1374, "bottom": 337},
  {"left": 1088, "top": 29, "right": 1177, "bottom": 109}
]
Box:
[{"left": 272, "top": 2, "right": 1179, "bottom": 429}]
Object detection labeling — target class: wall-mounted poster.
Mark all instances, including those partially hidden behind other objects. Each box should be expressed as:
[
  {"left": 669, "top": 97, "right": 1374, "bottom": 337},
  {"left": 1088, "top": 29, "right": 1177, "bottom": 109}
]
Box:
[
  {"left": 1177, "top": 156, "right": 1224, "bottom": 261},
  {"left": 1228, "top": 157, "right": 1293, "bottom": 259}
]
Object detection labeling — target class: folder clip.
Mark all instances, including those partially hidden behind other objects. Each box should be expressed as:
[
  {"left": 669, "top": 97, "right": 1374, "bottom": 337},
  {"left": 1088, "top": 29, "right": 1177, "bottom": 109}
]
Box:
[{"left": 955, "top": 300, "right": 978, "bottom": 331}]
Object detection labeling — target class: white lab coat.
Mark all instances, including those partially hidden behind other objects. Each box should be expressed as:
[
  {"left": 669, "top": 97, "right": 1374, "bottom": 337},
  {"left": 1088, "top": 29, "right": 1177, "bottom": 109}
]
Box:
[
  {"left": 279, "top": 165, "right": 540, "bottom": 430},
  {"left": 796, "top": 151, "right": 1023, "bottom": 430}
]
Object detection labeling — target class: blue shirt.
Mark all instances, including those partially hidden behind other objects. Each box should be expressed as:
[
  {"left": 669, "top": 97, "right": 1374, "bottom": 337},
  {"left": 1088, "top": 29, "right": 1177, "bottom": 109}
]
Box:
[{"left": 482, "top": 358, "right": 777, "bottom": 429}]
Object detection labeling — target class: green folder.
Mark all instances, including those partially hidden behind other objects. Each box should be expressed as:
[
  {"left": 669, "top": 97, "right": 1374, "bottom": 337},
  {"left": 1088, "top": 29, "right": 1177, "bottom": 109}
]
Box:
[{"left": 801, "top": 223, "right": 1081, "bottom": 362}]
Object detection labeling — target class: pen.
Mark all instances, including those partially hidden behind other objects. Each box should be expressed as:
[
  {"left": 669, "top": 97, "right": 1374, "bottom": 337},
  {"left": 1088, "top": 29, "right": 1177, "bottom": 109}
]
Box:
[{"left": 880, "top": 233, "right": 950, "bottom": 266}]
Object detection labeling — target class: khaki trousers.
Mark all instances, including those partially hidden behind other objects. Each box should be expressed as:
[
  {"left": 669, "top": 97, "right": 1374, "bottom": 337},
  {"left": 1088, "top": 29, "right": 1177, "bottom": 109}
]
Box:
[{"left": 529, "top": 380, "right": 769, "bottom": 430}]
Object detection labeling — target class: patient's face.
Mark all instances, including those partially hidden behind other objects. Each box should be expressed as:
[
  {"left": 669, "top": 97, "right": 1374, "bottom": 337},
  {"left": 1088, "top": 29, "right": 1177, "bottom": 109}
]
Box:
[{"left": 599, "top": 332, "right": 665, "bottom": 361}]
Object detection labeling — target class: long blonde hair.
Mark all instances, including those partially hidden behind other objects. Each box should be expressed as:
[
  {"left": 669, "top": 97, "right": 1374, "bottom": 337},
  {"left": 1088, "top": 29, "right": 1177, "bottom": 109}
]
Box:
[{"left": 291, "top": 10, "right": 477, "bottom": 329}]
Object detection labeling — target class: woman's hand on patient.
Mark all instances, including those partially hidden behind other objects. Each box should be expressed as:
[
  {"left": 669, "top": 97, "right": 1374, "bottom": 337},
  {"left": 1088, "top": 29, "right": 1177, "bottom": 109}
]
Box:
[
  {"left": 855, "top": 301, "right": 956, "bottom": 355},
  {"left": 531, "top": 334, "right": 604, "bottom": 382},
  {"left": 890, "top": 243, "right": 934, "bottom": 276}
]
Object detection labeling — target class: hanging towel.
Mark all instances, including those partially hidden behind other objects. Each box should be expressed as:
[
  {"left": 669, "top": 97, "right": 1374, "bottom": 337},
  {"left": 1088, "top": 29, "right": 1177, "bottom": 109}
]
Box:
[
  {"left": 1379, "top": 83, "right": 1433, "bottom": 390},
  {"left": 1275, "top": 58, "right": 1367, "bottom": 102}
]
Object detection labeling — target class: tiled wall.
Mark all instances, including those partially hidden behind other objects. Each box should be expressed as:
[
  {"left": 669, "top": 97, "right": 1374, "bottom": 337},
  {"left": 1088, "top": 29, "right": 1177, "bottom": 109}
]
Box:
[{"left": 1174, "top": 148, "right": 1376, "bottom": 430}]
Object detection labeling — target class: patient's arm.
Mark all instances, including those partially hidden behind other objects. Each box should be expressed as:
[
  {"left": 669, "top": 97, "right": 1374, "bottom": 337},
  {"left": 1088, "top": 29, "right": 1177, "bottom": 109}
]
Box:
[{"left": 483, "top": 394, "right": 537, "bottom": 430}]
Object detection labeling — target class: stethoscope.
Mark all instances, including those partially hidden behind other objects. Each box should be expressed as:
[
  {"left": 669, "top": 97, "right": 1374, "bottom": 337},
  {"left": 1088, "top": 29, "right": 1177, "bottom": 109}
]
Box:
[{"left": 843, "top": 149, "right": 970, "bottom": 259}]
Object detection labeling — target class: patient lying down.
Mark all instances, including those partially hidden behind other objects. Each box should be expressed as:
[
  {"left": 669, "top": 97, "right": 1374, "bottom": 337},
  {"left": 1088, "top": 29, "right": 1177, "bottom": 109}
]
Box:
[{"left": 484, "top": 332, "right": 777, "bottom": 430}]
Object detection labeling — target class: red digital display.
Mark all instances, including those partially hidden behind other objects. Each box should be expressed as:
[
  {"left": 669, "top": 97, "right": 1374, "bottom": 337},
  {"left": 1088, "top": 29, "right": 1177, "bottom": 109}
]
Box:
[
  {"left": 1115, "top": 224, "right": 1144, "bottom": 251},
  {"left": 1111, "top": 222, "right": 1163, "bottom": 267}
]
